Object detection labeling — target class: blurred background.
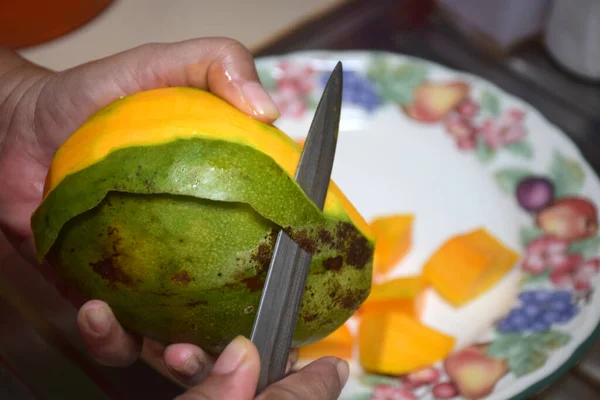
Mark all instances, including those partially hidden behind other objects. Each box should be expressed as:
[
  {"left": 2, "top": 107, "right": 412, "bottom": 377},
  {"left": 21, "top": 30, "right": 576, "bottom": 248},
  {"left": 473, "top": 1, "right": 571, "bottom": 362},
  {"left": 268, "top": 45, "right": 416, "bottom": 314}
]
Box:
[{"left": 1, "top": 0, "right": 599, "bottom": 398}]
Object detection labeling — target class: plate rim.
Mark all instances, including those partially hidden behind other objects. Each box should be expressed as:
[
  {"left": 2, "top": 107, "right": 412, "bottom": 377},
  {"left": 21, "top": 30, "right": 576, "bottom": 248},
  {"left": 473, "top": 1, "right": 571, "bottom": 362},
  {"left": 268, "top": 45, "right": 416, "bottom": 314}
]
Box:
[{"left": 254, "top": 49, "right": 600, "bottom": 400}]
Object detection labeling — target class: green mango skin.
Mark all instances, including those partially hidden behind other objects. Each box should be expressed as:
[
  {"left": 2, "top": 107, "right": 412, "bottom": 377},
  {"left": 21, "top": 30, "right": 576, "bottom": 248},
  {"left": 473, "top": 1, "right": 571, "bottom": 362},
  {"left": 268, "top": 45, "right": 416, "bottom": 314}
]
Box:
[{"left": 35, "top": 138, "right": 373, "bottom": 354}]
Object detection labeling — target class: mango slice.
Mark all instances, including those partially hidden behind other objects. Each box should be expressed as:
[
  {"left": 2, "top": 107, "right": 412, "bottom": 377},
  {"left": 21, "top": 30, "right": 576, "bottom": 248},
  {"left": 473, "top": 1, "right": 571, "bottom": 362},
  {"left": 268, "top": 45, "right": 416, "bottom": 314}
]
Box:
[
  {"left": 359, "top": 309, "right": 455, "bottom": 375},
  {"left": 371, "top": 214, "right": 414, "bottom": 276},
  {"left": 423, "top": 227, "right": 519, "bottom": 307},
  {"left": 298, "top": 323, "right": 353, "bottom": 360},
  {"left": 358, "top": 276, "right": 426, "bottom": 317}
]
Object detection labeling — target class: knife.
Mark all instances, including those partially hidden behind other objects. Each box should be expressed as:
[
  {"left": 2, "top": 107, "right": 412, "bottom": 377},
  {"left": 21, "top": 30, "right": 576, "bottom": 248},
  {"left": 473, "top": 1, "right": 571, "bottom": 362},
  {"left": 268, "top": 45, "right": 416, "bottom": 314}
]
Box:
[{"left": 249, "top": 61, "right": 343, "bottom": 393}]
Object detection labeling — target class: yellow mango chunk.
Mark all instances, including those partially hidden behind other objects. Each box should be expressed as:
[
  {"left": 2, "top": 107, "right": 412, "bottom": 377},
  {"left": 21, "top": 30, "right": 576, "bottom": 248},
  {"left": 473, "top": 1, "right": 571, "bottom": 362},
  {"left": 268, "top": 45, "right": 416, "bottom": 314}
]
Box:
[
  {"left": 371, "top": 214, "right": 414, "bottom": 276},
  {"left": 359, "top": 309, "right": 455, "bottom": 375},
  {"left": 357, "top": 276, "right": 426, "bottom": 317},
  {"left": 299, "top": 323, "right": 353, "bottom": 360},
  {"left": 423, "top": 227, "right": 520, "bottom": 307}
]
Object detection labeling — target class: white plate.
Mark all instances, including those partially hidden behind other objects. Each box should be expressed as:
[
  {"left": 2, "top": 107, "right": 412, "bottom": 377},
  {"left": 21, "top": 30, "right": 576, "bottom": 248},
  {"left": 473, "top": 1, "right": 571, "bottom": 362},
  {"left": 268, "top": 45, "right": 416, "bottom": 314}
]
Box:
[{"left": 255, "top": 51, "right": 600, "bottom": 400}]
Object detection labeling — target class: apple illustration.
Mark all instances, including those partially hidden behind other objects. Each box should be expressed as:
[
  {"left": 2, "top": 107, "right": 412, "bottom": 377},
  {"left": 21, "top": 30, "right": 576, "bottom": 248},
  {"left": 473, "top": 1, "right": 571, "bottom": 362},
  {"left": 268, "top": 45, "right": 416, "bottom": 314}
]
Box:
[
  {"left": 536, "top": 197, "right": 598, "bottom": 241},
  {"left": 402, "top": 81, "right": 470, "bottom": 123},
  {"left": 443, "top": 344, "right": 508, "bottom": 400}
]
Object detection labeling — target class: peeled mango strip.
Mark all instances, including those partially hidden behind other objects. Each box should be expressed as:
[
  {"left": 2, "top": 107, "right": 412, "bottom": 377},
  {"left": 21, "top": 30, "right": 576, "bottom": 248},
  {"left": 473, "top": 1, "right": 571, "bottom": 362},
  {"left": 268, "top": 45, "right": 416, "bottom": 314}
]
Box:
[
  {"left": 33, "top": 137, "right": 372, "bottom": 265},
  {"left": 42, "top": 87, "right": 372, "bottom": 239}
]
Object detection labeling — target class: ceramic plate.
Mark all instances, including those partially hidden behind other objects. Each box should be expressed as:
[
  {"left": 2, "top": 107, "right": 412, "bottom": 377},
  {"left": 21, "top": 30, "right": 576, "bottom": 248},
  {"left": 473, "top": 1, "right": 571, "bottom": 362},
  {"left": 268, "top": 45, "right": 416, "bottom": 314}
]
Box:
[{"left": 254, "top": 51, "right": 600, "bottom": 400}]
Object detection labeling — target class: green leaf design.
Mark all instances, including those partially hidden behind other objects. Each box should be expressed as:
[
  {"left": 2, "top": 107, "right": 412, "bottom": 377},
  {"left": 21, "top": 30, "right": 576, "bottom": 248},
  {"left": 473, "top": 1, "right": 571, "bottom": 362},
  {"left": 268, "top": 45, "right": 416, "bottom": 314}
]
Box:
[
  {"left": 549, "top": 151, "right": 586, "bottom": 197},
  {"left": 521, "top": 270, "right": 550, "bottom": 284},
  {"left": 342, "top": 393, "right": 375, "bottom": 400},
  {"left": 357, "top": 374, "right": 400, "bottom": 388},
  {"left": 488, "top": 333, "right": 528, "bottom": 359},
  {"left": 480, "top": 89, "right": 501, "bottom": 116},
  {"left": 520, "top": 225, "right": 544, "bottom": 247},
  {"left": 379, "top": 83, "right": 415, "bottom": 105},
  {"left": 569, "top": 236, "right": 600, "bottom": 258},
  {"left": 476, "top": 137, "right": 496, "bottom": 163},
  {"left": 537, "top": 331, "right": 571, "bottom": 349},
  {"left": 366, "top": 59, "right": 427, "bottom": 105},
  {"left": 257, "top": 68, "right": 276, "bottom": 91},
  {"left": 509, "top": 345, "right": 548, "bottom": 377},
  {"left": 494, "top": 168, "right": 533, "bottom": 195},
  {"left": 504, "top": 140, "right": 533, "bottom": 159},
  {"left": 489, "top": 331, "right": 571, "bottom": 377}
]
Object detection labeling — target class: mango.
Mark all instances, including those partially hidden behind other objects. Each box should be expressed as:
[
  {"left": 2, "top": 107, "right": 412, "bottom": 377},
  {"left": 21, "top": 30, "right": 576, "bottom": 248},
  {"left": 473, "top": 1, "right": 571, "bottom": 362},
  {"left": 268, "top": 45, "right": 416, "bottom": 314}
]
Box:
[
  {"left": 358, "top": 309, "right": 455, "bottom": 375},
  {"left": 357, "top": 275, "right": 426, "bottom": 317},
  {"left": 31, "top": 88, "right": 374, "bottom": 355},
  {"left": 370, "top": 214, "right": 413, "bottom": 277},
  {"left": 423, "top": 227, "right": 519, "bottom": 307},
  {"left": 298, "top": 323, "right": 354, "bottom": 360}
]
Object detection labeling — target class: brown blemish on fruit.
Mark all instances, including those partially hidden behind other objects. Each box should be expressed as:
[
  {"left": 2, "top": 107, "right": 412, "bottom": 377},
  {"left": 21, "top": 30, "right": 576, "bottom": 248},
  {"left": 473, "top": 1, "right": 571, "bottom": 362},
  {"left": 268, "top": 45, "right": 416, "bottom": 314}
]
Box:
[
  {"left": 286, "top": 227, "right": 317, "bottom": 254},
  {"left": 317, "top": 228, "right": 334, "bottom": 246},
  {"left": 107, "top": 226, "right": 119, "bottom": 236},
  {"left": 241, "top": 275, "right": 264, "bottom": 292},
  {"left": 187, "top": 299, "right": 208, "bottom": 307},
  {"left": 250, "top": 229, "right": 277, "bottom": 274},
  {"left": 303, "top": 313, "right": 318, "bottom": 322},
  {"left": 323, "top": 256, "right": 343, "bottom": 272},
  {"left": 172, "top": 270, "right": 192, "bottom": 285},
  {"left": 335, "top": 222, "right": 373, "bottom": 270},
  {"left": 90, "top": 257, "right": 136, "bottom": 288},
  {"left": 334, "top": 289, "right": 365, "bottom": 310}
]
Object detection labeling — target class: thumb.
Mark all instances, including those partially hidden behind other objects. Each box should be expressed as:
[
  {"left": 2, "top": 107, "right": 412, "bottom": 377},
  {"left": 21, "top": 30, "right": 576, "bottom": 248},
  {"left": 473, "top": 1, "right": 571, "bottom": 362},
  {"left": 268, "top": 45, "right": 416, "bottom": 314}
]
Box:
[
  {"left": 256, "top": 357, "right": 349, "bottom": 400},
  {"left": 175, "top": 336, "right": 259, "bottom": 400}
]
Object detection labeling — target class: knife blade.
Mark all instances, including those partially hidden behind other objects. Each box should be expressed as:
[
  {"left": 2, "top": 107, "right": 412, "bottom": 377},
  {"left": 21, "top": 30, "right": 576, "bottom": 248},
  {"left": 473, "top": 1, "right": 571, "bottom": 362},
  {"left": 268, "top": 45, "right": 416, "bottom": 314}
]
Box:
[{"left": 249, "top": 61, "right": 343, "bottom": 393}]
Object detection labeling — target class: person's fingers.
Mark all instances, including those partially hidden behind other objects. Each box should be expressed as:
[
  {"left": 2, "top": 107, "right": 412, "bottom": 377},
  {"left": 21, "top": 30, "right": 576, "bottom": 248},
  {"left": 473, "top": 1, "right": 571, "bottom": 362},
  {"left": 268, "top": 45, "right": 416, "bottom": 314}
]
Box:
[
  {"left": 175, "top": 336, "right": 259, "bottom": 400},
  {"left": 163, "top": 343, "right": 215, "bottom": 386},
  {"left": 37, "top": 37, "right": 279, "bottom": 152},
  {"left": 256, "top": 356, "right": 349, "bottom": 400},
  {"left": 77, "top": 300, "right": 142, "bottom": 367}
]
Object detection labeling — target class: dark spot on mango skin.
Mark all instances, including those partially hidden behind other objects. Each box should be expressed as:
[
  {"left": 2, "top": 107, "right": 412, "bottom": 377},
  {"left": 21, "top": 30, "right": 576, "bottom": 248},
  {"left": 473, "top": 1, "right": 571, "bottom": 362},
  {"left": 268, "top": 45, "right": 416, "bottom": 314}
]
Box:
[
  {"left": 286, "top": 228, "right": 317, "bottom": 254},
  {"left": 107, "top": 226, "right": 119, "bottom": 236},
  {"left": 225, "top": 229, "right": 278, "bottom": 292},
  {"left": 90, "top": 257, "right": 136, "bottom": 288},
  {"left": 187, "top": 299, "right": 208, "bottom": 307},
  {"left": 250, "top": 229, "right": 278, "bottom": 274},
  {"left": 334, "top": 289, "right": 365, "bottom": 311},
  {"left": 335, "top": 222, "right": 373, "bottom": 270},
  {"left": 303, "top": 313, "right": 318, "bottom": 323},
  {"left": 172, "top": 270, "right": 193, "bottom": 285},
  {"left": 323, "top": 256, "right": 343, "bottom": 272},
  {"left": 317, "top": 228, "right": 334, "bottom": 246}
]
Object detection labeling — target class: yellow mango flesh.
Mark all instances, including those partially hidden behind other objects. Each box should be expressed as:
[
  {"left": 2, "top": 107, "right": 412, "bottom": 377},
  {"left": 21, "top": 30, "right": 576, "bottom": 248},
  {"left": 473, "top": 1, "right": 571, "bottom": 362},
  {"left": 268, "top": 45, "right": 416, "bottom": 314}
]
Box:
[
  {"left": 423, "top": 227, "right": 520, "bottom": 306},
  {"left": 299, "top": 323, "right": 354, "bottom": 360},
  {"left": 359, "top": 309, "right": 455, "bottom": 375},
  {"left": 44, "top": 87, "right": 372, "bottom": 240},
  {"left": 370, "top": 214, "right": 414, "bottom": 276},
  {"left": 358, "top": 275, "right": 425, "bottom": 317}
]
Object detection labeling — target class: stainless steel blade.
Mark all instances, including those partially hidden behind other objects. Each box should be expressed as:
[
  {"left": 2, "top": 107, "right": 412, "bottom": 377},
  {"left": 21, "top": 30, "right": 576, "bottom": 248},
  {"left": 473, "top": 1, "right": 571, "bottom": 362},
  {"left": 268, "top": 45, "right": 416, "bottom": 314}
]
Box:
[{"left": 250, "top": 61, "right": 343, "bottom": 393}]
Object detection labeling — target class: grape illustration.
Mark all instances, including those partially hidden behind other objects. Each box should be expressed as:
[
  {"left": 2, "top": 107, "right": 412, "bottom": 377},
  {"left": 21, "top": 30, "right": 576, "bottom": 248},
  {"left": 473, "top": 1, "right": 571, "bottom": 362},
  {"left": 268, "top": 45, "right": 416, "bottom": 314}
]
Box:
[
  {"left": 496, "top": 289, "right": 578, "bottom": 334},
  {"left": 516, "top": 177, "right": 555, "bottom": 212},
  {"left": 320, "top": 70, "right": 381, "bottom": 112}
]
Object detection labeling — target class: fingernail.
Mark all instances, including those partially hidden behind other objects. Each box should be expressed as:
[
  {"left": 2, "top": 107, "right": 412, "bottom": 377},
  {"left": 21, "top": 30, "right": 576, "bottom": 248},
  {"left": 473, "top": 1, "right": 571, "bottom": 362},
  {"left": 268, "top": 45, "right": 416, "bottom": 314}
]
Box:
[
  {"left": 212, "top": 336, "right": 249, "bottom": 375},
  {"left": 240, "top": 81, "right": 280, "bottom": 119},
  {"left": 336, "top": 360, "right": 350, "bottom": 387},
  {"left": 85, "top": 306, "right": 110, "bottom": 336},
  {"left": 173, "top": 355, "right": 203, "bottom": 378}
]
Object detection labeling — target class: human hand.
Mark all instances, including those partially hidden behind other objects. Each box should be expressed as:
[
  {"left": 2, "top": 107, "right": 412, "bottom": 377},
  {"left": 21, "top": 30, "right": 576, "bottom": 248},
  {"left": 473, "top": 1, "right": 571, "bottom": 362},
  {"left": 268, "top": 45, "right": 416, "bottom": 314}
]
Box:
[
  {"left": 176, "top": 336, "right": 348, "bottom": 400},
  {"left": 0, "top": 38, "right": 280, "bottom": 385}
]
